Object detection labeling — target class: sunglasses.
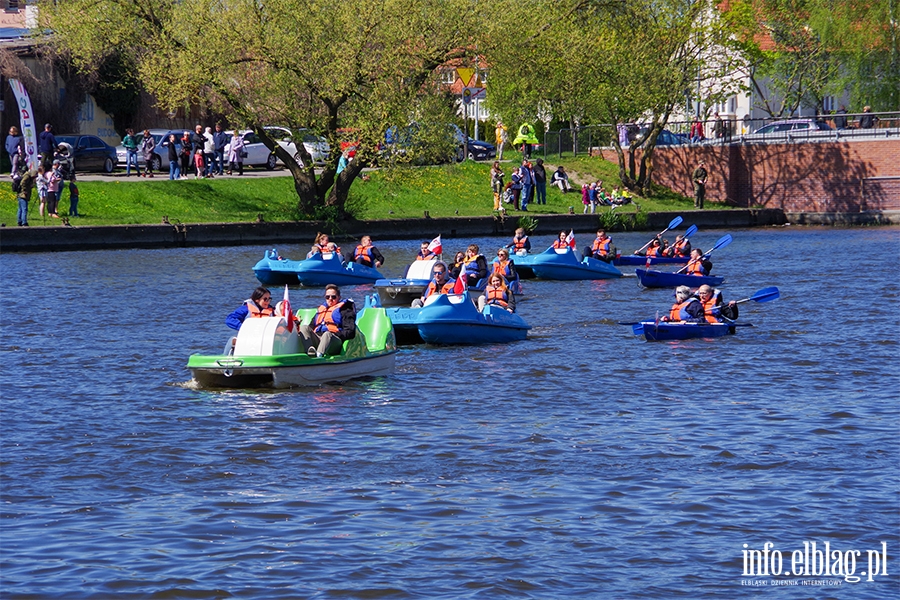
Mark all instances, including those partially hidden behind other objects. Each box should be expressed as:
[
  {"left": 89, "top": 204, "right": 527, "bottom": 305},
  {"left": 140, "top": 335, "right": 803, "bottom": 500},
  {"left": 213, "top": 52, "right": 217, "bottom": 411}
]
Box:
[
  {"left": 325, "top": 294, "right": 338, "bottom": 299},
  {"left": 260, "top": 297, "right": 271, "bottom": 302}
]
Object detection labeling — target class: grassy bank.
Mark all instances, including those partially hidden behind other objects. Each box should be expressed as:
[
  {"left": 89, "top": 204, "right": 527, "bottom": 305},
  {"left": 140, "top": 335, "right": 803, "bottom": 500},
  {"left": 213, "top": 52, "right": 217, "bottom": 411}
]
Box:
[{"left": 1, "top": 151, "right": 702, "bottom": 227}]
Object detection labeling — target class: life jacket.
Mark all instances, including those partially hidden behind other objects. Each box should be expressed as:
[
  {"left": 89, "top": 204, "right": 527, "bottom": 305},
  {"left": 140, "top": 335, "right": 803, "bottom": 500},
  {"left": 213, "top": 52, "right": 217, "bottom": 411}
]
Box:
[
  {"left": 673, "top": 238, "right": 690, "bottom": 256},
  {"left": 485, "top": 286, "right": 510, "bottom": 308},
  {"left": 701, "top": 290, "right": 723, "bottom": 323},
  {"left": 246, "top": 300, "right": 274, "bottom": 318},
  {"left": 592, "top": 237, "right": 611, "bottom": 257},
  {"left": 314, "top": 301, "right": 344, "bottom": 334},
  {"left": 687, "top": 259, "right": 706, "bottom": 275},
  {"left": 669, "top": 297, "right": 700, "bottom": 322},
  {"left": 493, "top": 259, "right": 514, "bottom": 279},
  {"left": 424, "top": 279, "right": 456, "bottom": 298},
  {"left": 646, "top": 245, "right": 662, "bottom": 257},
  {"left": 512, "top": 236, "right": 528, "bottom": 250},
  {"left": 552, "top": 240, "right": 569, "bottom": 249},
  {"left": 313, "top": 242, "right": 337, "bottom": 254},
  {"left": 354, "top": 244, "right": 374, "bottom": 265},
  {"left": 416, "top": 250, "right": 436, "bottom": 261}
]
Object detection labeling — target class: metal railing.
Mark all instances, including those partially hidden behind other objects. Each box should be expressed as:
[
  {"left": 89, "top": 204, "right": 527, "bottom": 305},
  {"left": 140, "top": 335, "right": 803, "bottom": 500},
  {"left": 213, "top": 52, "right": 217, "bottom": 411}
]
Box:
[{"left": 543, "top": 111, "right": 900, "bottom": 157}]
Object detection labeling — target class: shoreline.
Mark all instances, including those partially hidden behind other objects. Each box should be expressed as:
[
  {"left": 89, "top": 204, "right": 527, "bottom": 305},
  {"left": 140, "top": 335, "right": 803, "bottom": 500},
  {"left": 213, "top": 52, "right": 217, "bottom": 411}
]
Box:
[{"left": 1, "top": 209, "right": 897, "bottom": 253}]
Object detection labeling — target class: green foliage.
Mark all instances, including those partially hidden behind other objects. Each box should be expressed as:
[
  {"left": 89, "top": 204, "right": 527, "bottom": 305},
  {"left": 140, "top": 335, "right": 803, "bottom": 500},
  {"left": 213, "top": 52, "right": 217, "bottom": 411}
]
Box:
[
  {"left": 597, "top": 209, "right": 625, "bottom": 231},
  {"left": 517, "top": 215, "right": 539, "bottom": 234}
]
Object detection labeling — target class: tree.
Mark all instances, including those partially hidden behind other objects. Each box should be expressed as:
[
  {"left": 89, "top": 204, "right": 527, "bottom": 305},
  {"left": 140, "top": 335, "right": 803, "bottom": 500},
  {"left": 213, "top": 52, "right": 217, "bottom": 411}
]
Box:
[
  {"left": 41, "top": 0, "right": 478, "bottom": 218},
  {"left": 483, "top": 0, "right": 746, "bottom": 195}
]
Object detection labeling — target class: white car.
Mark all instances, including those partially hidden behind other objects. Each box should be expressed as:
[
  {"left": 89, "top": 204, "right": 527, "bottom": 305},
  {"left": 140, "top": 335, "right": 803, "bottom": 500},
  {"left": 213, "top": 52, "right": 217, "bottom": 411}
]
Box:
[
  {"left": 115, "top": 128, "right": 171, "bottom": 171},
  {"left": 224, "top": 130, "right": 279, "bottom": 170},
  {"left": 264, "top": 126, "right": 330, "bottom": 167}
]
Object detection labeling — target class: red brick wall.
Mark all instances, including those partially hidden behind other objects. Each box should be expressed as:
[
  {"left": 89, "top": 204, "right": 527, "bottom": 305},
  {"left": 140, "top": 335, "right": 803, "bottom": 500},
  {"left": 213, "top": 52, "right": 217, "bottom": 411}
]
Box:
[{"left": 600, "top": 140, "right": 900, "bottom": 212}]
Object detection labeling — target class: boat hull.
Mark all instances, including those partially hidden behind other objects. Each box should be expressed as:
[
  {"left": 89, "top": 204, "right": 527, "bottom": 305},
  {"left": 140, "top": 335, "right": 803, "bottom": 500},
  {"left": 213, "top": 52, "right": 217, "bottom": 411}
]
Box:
[
  {"left": 516, "top": 248, "right": 622, "bottom": 280},
  {"left": 635, "top": 268, "right": 724, "bottom": 288},
  {"left": 415, "top": 293, "right": 530, "bottom": 345},
  {"left": 253, "top": 257, "right": 305, "bottom": 285},
  {"left": 296, "top": 255, "right": 384, "bottom": 286},
  {"left": 189, "top": 353, "right": 396, "bottom": 388},
  {"left": 634, "top": 321, "right": 736, "bottom": 341},
  {"left": 384, "top": 306, "right": 425, "bottom": 344},
  {"left": 614, "top": 254, "right": 690, "bottom": 266}
]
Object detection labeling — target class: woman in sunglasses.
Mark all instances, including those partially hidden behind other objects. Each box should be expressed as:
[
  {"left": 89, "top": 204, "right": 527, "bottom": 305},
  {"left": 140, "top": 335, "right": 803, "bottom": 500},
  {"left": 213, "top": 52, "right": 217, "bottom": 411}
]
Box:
[
  {"left": 225, "top": 286, "right": 274, "bottom": 330},
  {"left": 298, "top": 284, "right": 357, "bottom": 357}
]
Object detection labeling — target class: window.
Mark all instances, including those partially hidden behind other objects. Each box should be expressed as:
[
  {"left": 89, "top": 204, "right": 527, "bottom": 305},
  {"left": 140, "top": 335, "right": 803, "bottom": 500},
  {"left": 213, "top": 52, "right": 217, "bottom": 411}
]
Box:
[{"left": 440, "top": 70, "right": 456, "bottom": 85}]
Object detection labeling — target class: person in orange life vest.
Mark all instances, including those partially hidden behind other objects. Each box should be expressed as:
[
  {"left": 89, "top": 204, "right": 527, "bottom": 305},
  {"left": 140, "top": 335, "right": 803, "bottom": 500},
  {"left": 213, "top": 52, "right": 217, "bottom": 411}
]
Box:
[
  {"left": 492, "top": 248, "right": 518, "bottom": 281},
  {"left": 505, "top": 227, "right": 531, "bottom": 255},
  {"left": 637, "top": 237, "right": 663, "bottom": 257},
  {"left": 307, "top": 233, "right": 342, "bottom": 259},
  {"left": 477, "top": 273, "right": 517, "bottom": 313},
  {"left": 352, "top": 235, "right": 384, "bottom": 268},
  {"left": 461, "top": 244, "right": 489, "bottom": 286},
  {"left": 685, "top": 248, "right": 711, "bottom": 276},
  {"left": 411, "top": 262, "right": 456, "bottom": 307},
  {"left": 584, "top": 229, "right": 617, "bottom": 263},
  {"left": 664, "top": 234, "right": 691, "bottom": 257},
  {"left": 552, "top": 231, "right": 570, "bottom": 250},
  {"left": 697, "top": 284, "right": 738, "bottom": 323},
  {"left": 225, "top": 286, "right": 274, "bottom": 330},
  {"left": 298, "top": 284, "right": 357, "bottom": 357},
  {"left": 660, "top": 285, "right": 704, "bottom": 322},
  {"left": 416, "top": 241, "right": 437, "bottom": 261}
]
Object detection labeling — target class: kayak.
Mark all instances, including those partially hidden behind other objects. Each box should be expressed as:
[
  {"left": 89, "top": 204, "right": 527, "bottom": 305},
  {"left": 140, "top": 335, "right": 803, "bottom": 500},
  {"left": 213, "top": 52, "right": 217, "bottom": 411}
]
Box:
[
  {"left": 253, "top": 249, "right": 385, "bottom": 287},
  {"left": 385, "top": 292, "right": 530, "bottom": 345},
  {"left": 513, "top": 247, "right": 622, "bottom": 280},
  {"left": 613, "top": 254, "right": 690, "bottom": 266},
  {"left": 187, "top": 298, "right": 397, "bottom": 388},
  {"left": 635, "top": 268, "right": 723, "bottom": 289},
  {"left": 632, "top": 320, "right": 746, "bottom": 341}
]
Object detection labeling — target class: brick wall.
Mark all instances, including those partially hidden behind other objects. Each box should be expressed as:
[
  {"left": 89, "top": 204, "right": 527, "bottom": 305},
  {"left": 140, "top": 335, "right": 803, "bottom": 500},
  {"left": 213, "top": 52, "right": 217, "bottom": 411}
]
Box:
[{"left": 600, "top": 139, "right": 900, "bottom": 212}]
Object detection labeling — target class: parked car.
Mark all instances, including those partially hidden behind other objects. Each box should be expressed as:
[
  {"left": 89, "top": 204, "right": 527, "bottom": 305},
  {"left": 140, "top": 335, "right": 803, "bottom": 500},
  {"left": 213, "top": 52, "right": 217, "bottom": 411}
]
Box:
[
  {"left": 54, "top": 134, "right": 118, "bottom": 173},
  {"left": 115, "top": 128, "right": 171, "bottom": 171},
  {"left": 224, "top": 130, "right": 278, "bottom": 170},
  {"left": 635, "top": 127, "right": 688, "bottom": 147},
  {"left": 448, "top": 124, "right": 496, "bottom": 161},
  {"left": 264, "top": 126, "right": 330, "bottom": 167},
  {"left": 742, "top": 119, "right": 833, "bottom": 142}
]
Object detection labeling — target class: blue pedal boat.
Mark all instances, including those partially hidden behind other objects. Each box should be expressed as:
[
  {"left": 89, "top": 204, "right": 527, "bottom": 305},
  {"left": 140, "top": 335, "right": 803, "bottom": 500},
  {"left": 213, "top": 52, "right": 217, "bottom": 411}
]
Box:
[
  {"left": 514, "top": 247, "right": 622, "bottom": 280},
  {"left": 632, "top": 320, "right": 743, "bottom": 341},
  {"left": 253, "top": 249, "right": 385, "bottom": 287},
  {"left": 614, "top": 254, "right": 690, "bottom": 266},
  {"left": 385, "top": 292, "right": 530, "bottom": 345},
  {"left": 375, "top": 259, "right": 487, "bottom": 307},
  {"left": 635, "top": 268, "right": 723, "bottom": 289},
  {"left": 253, "top": 250, "right": 305, "bottom": 286}
]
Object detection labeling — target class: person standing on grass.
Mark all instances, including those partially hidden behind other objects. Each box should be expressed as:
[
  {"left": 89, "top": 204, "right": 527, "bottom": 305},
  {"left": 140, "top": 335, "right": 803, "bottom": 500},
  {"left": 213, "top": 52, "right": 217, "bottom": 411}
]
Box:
[
  {"left": 38, "top": 124, "right": 57, "bottom": 171},
  {"left": 490, "top": 161, "right": 504, "bottom": 211},
  {"left": 533, "top": 158, "right": 547, "bottom": 205},
  {"left": 15, "top": 167, "right": 36, "bottom": 227}
]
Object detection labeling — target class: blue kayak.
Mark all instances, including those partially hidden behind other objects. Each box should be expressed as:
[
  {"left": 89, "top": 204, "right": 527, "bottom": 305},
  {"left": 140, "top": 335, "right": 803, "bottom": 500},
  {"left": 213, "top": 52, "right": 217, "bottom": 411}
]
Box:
[
  {"left": 513, "top": 247, "right": 622, "bottom": 280},
  {"left": 635, "top": 268, "right": 723, "bottom": 289},
  {"left": 632, "top": 320, "right": 744, "bottom": 341},
  {"left": 385, "top": 292, "right": 530, "bottom": 345},
  {"left": 614, "top": 254, "right": 690, "bottom": 266},
  {"left": 295, "top": 252, "right": 385, "bottom": 286}
]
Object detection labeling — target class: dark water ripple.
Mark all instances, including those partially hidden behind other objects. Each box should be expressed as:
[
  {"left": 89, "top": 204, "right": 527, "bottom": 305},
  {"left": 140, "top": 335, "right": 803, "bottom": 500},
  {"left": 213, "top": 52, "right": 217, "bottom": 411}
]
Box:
[{"left": 2, "top": 227, "right": 899, "bottom": 598}]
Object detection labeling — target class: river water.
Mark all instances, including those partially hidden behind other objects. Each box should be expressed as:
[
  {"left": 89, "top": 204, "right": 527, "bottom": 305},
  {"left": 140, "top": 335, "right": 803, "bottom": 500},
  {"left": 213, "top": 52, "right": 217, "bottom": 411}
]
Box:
[{"left": 1, "top": 226, "right": 898, "bottom": 598}]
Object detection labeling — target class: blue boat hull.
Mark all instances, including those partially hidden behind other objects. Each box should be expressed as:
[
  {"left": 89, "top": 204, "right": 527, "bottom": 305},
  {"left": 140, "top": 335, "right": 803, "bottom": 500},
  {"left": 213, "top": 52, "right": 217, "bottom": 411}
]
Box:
[
  {"left": 253, "top": 257, "right": 306, "bottom": 285},
  {"left": 635, "top": 268, "right": 723, "bottom": 288},
  {"left": 614, "top": 254, "right": 690, "bottom": 266},
  {"left": 634, "top": 321, "right": 736, "bottom": 341},
  {"left": 515, "top": 248, "right": 622, "bottom": 280},
  {"left": 386, "top": 293, "right": 530, "bottom": 345}
]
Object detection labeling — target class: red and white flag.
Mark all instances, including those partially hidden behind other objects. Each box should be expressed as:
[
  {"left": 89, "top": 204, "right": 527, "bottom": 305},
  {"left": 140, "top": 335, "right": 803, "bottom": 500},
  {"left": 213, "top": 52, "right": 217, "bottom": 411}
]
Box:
[
  {"left": 282, "top": 284, "right": 293, "bottom": 332},
  {"left": 427, "top": 235, "right": 442, "bottom": 256},
  {"left": 565, "top": 230, "right": 576, "bottom": 250},
  {"left": 452, "top": 261, "right": 466, "bottom": 294}
]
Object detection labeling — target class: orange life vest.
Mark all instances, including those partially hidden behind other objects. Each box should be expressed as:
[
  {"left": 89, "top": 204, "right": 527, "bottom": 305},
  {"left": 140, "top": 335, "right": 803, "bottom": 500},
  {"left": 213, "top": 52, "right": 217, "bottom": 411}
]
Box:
[
  {"left": 669, "top": 298, "right": 700, "bottom": 321},
  {"left": 354, "top": 244, "right": 374, "bottom": 265},
  {"left": 701, "top": 290, "right": 723, "bottom": 323},
  {"left": 687, "top": 259, "right": 705, "bottom": 275},
  {"left": 493, "top": 259, "right": 514, "bottom": 278},
  {"left": 425, "top": 280, "right": 455, "bottom": 298},
  {"left": 246, "top": 301, "right": 274, "bottom": 318},
  {"left": 485, "top": 286, "right": 510, "bottom": 308},
  {"left": 673, "top": 238, "right": 690, "bottom": 256},
  {"left": 512, "top": 236, "right": 528, "bottom": 250},
  {"left": 646, "top": 245, "right": 662, "bottom": 257},
  {"left": 314, "top": 242, "right": 341, "bottom": 255},
  {"left": 416, "top": 250, "right": 436, "bottom": 261},
  {"left": 592, "top": 237, "right": 611, "bottom": 257},
  {"left": 552, "top": 239, "right": 568, "bottom": 249},
  {"left": 314, "top": 301, "right": 344, "bottom": 333}
]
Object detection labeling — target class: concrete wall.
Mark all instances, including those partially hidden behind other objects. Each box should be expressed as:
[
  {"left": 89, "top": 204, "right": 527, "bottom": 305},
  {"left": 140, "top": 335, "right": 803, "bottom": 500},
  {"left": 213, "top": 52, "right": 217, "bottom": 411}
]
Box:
[
  {"left": 1, "top": 209, "right": 788, "bottom": 253},
  {"left": 601, "top": 139, "right": 900, "bottom": 212}
]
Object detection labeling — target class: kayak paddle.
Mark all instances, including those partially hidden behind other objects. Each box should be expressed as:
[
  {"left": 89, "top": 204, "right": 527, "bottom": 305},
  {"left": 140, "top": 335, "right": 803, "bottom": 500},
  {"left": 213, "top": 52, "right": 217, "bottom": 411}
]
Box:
[
  {"left": 676, "top": 233, "right": 732, "bottom": 273},
  {"left": 732, "top": 286, "right": 780, "bottom": 305},
  {"left": 635, "top": 216, "right": 683, "bottom": 254},
  {"left": 683, "top": 224, "right": 698, "bottom": 239}
]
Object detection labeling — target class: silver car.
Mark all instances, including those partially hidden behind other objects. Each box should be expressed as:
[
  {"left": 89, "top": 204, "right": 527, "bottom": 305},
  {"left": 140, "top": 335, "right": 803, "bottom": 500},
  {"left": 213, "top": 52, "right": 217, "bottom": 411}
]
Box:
[
  {"left": 264, "top": 126, "right": 330, "bottom": 167},
  {"left": 115, "top": 128, "right": 170, "bottom": 171}
]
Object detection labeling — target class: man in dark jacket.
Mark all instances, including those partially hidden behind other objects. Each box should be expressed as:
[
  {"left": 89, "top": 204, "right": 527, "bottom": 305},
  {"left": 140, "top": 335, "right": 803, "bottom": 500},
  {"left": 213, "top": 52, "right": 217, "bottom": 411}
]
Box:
[
  {"left": 213, "top": 124, "right": 229, "bottom": 175},
  {"left": 298, "top": 284, "right": 356, "bottom": 357},
  {"left": 533, "top": 158, "right": 547, "bottom": 205},
  {"left": 38, "top": 123, "right": 57, "bottom": 170}
]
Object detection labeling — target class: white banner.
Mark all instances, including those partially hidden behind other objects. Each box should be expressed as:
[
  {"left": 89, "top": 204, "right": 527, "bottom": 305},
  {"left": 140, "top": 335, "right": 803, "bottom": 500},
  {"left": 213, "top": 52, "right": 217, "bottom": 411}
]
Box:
[{"left": 9, "top": 79, "right": 38, "bottom": 170}]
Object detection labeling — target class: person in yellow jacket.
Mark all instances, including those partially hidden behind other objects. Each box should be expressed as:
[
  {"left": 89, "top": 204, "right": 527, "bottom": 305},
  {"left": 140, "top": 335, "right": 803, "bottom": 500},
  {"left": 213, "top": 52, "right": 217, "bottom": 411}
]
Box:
[
  {"left": 494, "top": 121, "right": 508, "bottom": 161},
  {"left": 512, "top": 122, "right": 538, "bottom": 159}
]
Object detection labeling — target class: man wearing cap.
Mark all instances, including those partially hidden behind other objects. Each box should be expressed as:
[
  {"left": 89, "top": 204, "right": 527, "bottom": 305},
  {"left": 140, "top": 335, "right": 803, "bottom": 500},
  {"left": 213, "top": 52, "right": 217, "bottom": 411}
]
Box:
[
  {"left": 692, "top": 160, "right": 708, "bottom": 209},
  {"left": 38, "top": 123, "right": 57, "bottom": 171}
]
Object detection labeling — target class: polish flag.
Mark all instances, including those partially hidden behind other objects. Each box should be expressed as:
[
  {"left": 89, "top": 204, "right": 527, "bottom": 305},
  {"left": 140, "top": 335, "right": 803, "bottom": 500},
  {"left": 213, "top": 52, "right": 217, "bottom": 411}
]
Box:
[
  {"left": 565, "top": 230, "right": 576, "bottom": 250},
  {"left": 282, "top": 284, "right": 293, "bottom": 332},
  {"left": 427, "top": 235, "right": 442, "bottom": 257},
  {"left": 453, "top": 261, "right": 467, "bottom": 294}
]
